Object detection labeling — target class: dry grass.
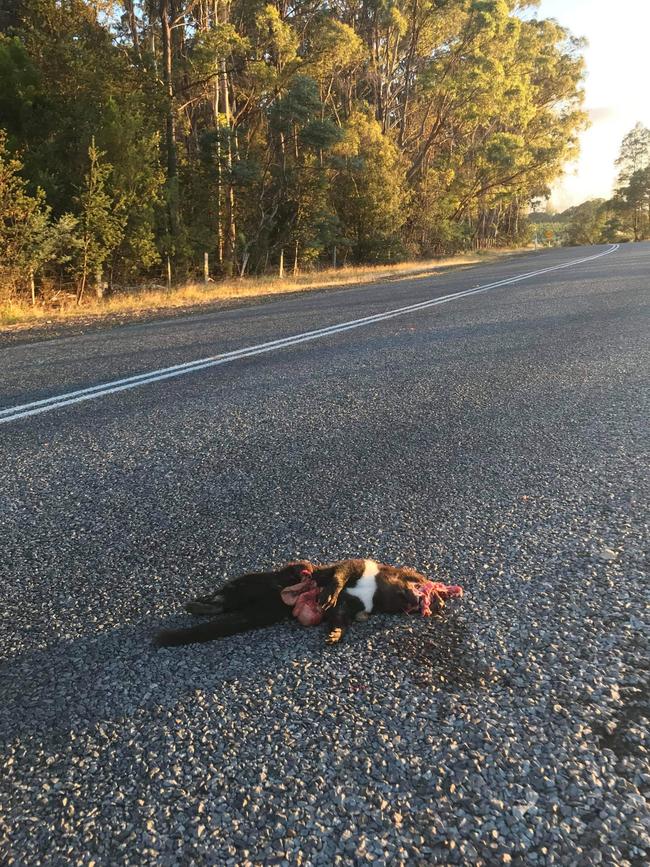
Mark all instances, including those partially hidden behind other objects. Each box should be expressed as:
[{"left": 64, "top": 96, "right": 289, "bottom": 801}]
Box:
[{"left": 1, "top": 250, "right": 513, "bottom": 331}]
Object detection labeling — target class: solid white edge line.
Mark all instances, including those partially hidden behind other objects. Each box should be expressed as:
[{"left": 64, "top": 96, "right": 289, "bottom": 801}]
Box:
[{"left": 0, "top": 244, "right": 618, "bottom": 425}]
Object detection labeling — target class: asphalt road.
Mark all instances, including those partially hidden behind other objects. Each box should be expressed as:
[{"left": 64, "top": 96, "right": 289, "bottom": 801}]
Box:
[{"left": 1, "top": 243, "right": 648, "bottom": 865}]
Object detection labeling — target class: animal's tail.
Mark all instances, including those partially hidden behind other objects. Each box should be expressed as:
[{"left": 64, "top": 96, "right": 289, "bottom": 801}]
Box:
[
  {"left": 155, "top": 609, "right": 284, "bottom": 648},
  {"left": 155, "top": 620, "right": 227, "bottom": 647}
]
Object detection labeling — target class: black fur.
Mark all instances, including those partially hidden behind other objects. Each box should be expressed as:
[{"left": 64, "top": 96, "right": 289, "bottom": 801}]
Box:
[
  {"left": 155, "top": 561, "right": 312, "bottom": 647},
  {"left": 314, "top": 560, "right": 441, "bottom": 644}
]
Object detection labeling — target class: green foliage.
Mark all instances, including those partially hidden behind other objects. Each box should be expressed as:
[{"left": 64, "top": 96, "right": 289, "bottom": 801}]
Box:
[
  {"left": 303, "top": 17, "right": 366, "bottom": 81},
  {"left": 552, "top": 124, "right": 650, "bottom": 247},
  {"left": 0, "top": 35, "right": 41, "bottom": 143},
  {"left": 563, "top": 200, "right": 607, "bottom": 246},
  {"left": 615, "top": 122, "right": 650, "bottom": 185},
  {"left": 0, "top": 129, "right": 51, "bottom": 295},
  {"left": 1, "top": 0, "right": 589, "bottom": 299},
  {"left": 331, "top": 111, "right": 408, "bottom": 262},
  {"left": 613, "top": 125, "right": 650, "bottom": 241},
  {"left": 270, "top": 76, "right": 323, "bottom": 132},
  {"left": 99, "top": 101, "right": 164, "bottom": 278},
  {"left": 74, "top": 139, "right": 125, "bottom": 301}
]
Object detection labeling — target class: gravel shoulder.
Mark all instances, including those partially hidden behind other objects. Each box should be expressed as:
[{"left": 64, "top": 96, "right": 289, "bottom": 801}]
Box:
[{"left": 0, "top": 243, "right": 648, "bottom": 866}]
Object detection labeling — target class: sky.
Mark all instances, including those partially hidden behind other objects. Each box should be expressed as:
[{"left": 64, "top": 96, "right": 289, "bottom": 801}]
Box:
[{"left": 523, "top": 0, "right": 650, "bottom": 212}]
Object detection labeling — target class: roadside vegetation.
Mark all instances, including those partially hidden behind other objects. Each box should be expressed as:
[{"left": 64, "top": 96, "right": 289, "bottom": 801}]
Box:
[
  {"left": 530, "top": 123, "right": 650, "bottom": 246},
  {"left": 0, "top": 250, "right": 509, "bottom": 329},
  {"left": 0, "top": 0, "right": 586, "bottom": 313}
]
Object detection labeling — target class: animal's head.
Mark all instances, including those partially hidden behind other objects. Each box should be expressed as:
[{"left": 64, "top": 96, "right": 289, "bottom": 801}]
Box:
[
  {"left": 380, "top": 568, "right": 431, "bottom": 613},
  {"left": 397, "top": 581, "right": 426, "bottom": 613}
]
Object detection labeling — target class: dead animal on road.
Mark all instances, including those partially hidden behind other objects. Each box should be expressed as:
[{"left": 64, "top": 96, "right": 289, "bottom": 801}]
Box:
[{"left": 156, "top": 558, "right": 462, "bottom": 648}]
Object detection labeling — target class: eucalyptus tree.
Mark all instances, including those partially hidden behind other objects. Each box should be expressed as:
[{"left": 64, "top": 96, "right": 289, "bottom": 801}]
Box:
[{"left": 0, "top": 0, "right": 588, "bottom": 300}]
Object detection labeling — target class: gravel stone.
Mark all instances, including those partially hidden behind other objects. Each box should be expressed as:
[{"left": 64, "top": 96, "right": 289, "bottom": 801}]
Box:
[{"left": 1, "top": 244, "right": 648, "bottom": 865}]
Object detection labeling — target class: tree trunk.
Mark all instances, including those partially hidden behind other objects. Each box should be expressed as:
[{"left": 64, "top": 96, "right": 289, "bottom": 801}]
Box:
[
  {"left": 160, "top": 0, "right": 179, "bottom": 242},
  {"left": 399, "top": 1, "right": 419, "bottom": 148},
  {"left": 148, "top": 0, "right": 157, "bottom": 69},
  {"left": 213, "top": 0, "right": 224, "bottom": 266},
  {"left": 77, "top": 248, "right": 89, "bottom": 305},
  {"left": 217, "top": 1, "right": 236, "bottom": 275},
  {"left": 220, "top": 56, "right": 236, "bottom": 275},
  {"left": 95, "top": 265, "right": 104, "bottom": 300},
  {"left": 123, "top": 0, "right": 141, "bottom": 61}
]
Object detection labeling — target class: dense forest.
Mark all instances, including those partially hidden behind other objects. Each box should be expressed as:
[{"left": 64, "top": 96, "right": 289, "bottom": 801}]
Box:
[{"left": 0, "top": 0, "right": 587, "bottom": 304}]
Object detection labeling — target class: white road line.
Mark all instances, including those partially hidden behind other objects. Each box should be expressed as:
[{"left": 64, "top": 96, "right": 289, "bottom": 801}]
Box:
[{"left": 0, "top": 244, "right": 618, "bottom": 425}]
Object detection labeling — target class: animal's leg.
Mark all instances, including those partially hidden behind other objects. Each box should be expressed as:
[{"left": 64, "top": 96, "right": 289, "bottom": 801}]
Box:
[
  {"left": 185, "top": 592, "right": 225, "bottom": 615},
  {"left": 324, "top": 596, "right": 364, "bottom": 644},
  {"left": 325, "top": 608, "right": 351, "bottom": 645},
  {"left": 318, "top": 565, "right": 351, "bottom": 611},
  {"left": 431, "top": 591, "right": 445, "bottom": 614}
]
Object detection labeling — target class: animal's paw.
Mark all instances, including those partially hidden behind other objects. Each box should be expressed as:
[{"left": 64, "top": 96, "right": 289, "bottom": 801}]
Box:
[
  {"left": 431, "top": 593, "right": 446, "bottom": 615},
  {"left": 319, "top": 587, "right": 338, "bottom": 611},
  {"left": 326, "top": 627, "right": 343, "bottom": 645},
  {"left": 355, "top": 611, "right": 369, "bottom": 622}
]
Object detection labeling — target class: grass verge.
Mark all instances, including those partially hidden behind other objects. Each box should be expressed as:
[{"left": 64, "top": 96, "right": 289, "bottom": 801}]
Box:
[{"left": 1, "top": 249, "right": 515, "bottom": 332}]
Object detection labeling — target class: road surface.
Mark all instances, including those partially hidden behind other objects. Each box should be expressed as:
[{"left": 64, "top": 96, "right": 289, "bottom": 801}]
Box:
[{"left": 1, "top": 243, "right": 648, "bottom": 865}]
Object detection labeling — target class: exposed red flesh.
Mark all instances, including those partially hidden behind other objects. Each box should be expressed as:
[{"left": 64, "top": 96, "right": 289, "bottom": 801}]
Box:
[
  {"left": 281, "top": 577, "right": 324, "bottom": 626},
  {"left": 405, "top": 581, "right": 464, "bottom": 616}
]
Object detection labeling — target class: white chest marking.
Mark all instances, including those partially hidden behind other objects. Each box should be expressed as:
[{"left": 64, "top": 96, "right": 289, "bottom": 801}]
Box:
[{"left": 347, "top": 560, "right": 380, "bottom": 612}]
